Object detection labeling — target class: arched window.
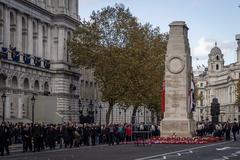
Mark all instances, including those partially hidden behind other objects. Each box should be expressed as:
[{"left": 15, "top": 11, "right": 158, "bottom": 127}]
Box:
[
  {"left": 0, "top": 73, "right": 7, "bottom": 87},
  {"left": 216, "top": 64, "right": 219, "bottom": 70},
  {"left": 200, "top": 91, "right": 203, "bottom": 106},
  {"left": 23, "top": 78, "right": 29, "bottom": 90},
  {"left": 10, "top": 11, "right": 16, "bottom": 47},
  {"left": 85, "top": 81, "right": 89, "bottom": 87},
  {"left": 12, "top": 76, "right": 18, "bottom": 88},
  {"left": 33, "top": 21, "right": 37, "bottom": 56},
  {"left": 34, "top": 80, "right": 40, "bottom": 91},
  {"left": 22, "top": 17, "right": 27, "bottom": 52},
  {"left": 216, "top": 55, "right": 219, "bottom": 61},
  {"left": 44, "top": 82, "right": 49, "bottom": 91}
]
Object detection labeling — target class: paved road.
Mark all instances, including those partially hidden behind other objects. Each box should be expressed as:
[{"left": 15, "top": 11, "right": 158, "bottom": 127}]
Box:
[{"left": 1, "top": 140, "right": 240, "bottom": 160}]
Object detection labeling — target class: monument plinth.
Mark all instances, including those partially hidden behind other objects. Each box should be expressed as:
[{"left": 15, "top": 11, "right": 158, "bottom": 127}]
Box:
[{"left": 161, "top": 21, "right": 195, "bottom": 137}]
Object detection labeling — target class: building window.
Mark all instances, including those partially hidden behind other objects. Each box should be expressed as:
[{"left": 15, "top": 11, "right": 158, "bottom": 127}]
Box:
[
  {"left": 0, "top": 73, "right": 7, "bottom": 87},
  {"left": 85, "top": 81, "right": 89, "bottom": 87},
  {"left": 200, "top": 91, "right": 203, "bottom": 106},
  {"left": 12, "top": 76, "right": 18, "bottom": 88},
  {"left": 216, "top": 64, "right": 219, "bottom": 70},
  {"left": 216, "top": 55, "right": 219, "bottom": 60},
  {"left": 23, "top": 78, "right": 29, "bottom": 90},
  {"left": 200, "top": 83, "right": 203, "bottom": 87}
]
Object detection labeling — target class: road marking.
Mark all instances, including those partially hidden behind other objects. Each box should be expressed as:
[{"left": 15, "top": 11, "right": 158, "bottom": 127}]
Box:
[
  {"left": 216, "top": 147, "right": 240, "bottom": 151},
  {"left": 135, "top": 141, "right": 232, "bottom": 160},
  {"left": 216, "top": 147, "right": 231, "bottom": 151},
  {"left": 222, "top": 156, "right": 229, "bottom": 159},
  {"left": 232, "top": 153, "right": 238, "bottom": 156}
]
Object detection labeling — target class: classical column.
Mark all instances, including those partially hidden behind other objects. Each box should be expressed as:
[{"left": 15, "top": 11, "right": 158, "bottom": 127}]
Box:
[
  {"left": 71, "top": 0, "right": 77, "bottom": 17},
  {"left": 47, "top": 24, "right": 51, "bottom": 60},
  {"left": 16, "top": 12, "right": 22, "bottom": 51},
  {"left": 28, "top": 17, "right": 33, "bottom": 55},
  {"left": 5, "top": 95, "right": 10, "bottom": 119},
  {"left": 18, "top": 96, "right": 23, "bottom": 118},
  {"left": 236, "top": 34, "right": 240, "bottom": 63},
  {"left": 38, "top": 22, "right": 43, "bottom": 57},
  {"left": 3, "top": 6, "right": 10, "bottom": 48},
  {"left": 58, "top": 0, "right": 65, "bottom": 13},
  {"left": 58, "top": 26, "right": 65, "bottom": 61},
  {"left": 51, "top": 25, "right": 58, "bottom": 61}
]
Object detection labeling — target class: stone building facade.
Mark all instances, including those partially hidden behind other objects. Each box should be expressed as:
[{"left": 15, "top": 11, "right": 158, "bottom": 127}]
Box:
[
  {"left": 194, "top": 36, "right": 240, "bottom": 123},
  {"left": 0, "top": 0, "right": 82, "bottom": 122}
]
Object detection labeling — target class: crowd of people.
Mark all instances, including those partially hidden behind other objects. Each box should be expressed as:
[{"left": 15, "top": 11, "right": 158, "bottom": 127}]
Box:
[
  {"left": 2, "top": 119, "right": 240, "bottom": 157},
  {"left": 196, "top": 119, "right": 239, "bottom": 141},
  {"left": 0, "top": 122, "right": 160, "bottom": 156}
]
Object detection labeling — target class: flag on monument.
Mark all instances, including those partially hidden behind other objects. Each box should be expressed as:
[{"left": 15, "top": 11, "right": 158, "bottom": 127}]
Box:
[
  {"left": 161, "top": 80, "right": 165, "bottom": 112},
  {"left": 190, "top": 77, "right": 196, "bottom": 112}
]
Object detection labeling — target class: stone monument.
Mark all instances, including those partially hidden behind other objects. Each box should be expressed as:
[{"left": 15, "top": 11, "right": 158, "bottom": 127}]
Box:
[{"left": 161, "top": 21, "right": 195, "bottom": 137}]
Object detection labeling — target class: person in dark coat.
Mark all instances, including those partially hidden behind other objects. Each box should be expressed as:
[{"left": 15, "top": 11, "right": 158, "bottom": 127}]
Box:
[
  {"left": 224, "top": 121, "right": 231, "bottom": 141},
  {"left": 47, "top": 125, "right": 56, "bottom": 150},
  {"left": 83, "top": 124, "right": 90, "bottom": 146},
  {"left": 62, "top": 125, "right": 70, "bottom": 148},
  {"left": 68, "top": 124, "right": 75, "bottom": 148},
  {"left": 90, "top": 125, "right": 96, "bottom": 146},
  {"left": 32, "top": 123, "right": 41, "bottom": 152},
  {"left": 22, "top": 124, "right": 32, "bottom": 152},
  {"left": 77, "top": 124, "right": 84, "bottom": 146},
  {"left": 0, "top": 122, "right": 10, "bottom": 156},
  {"left": 232, "top": 119, "right": 239, "bottom": 141}
]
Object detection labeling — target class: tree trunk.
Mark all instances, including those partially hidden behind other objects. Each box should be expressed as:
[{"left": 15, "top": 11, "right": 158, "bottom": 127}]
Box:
[
  {"left": 151, "top": 110, "right": 155, "bottom": 124},
  {"left": 106, "top": 101, "right": 114, "bottom": 125},
  {"left": 131, "top": 106, "right": 138, "bottom": 124}
]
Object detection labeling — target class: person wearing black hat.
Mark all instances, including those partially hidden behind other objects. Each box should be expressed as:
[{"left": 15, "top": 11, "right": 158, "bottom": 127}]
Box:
[{"left": 0, "top": 122, "right": 10, "bottom": 156}]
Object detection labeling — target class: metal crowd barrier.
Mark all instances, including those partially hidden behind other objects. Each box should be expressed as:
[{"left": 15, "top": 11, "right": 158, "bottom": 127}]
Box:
[{"left": 132, "top": 131, "right": 153, "bottom": 146}]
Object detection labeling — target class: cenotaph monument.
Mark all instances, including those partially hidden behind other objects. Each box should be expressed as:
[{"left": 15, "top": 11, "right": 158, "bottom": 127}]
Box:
[{"left": 161, "top": 21, "right": 195, "bottom": 137}]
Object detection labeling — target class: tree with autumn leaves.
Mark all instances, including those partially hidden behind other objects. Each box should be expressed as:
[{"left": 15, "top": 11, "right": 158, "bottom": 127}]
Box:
[{"left": 68, "top": 4, "right": 167, "bottom": 124}]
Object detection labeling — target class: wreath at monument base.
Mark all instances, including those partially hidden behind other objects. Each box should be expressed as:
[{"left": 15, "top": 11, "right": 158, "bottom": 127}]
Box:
[{"left": 120, "top": 136, "right": 224, "bottom": 145}]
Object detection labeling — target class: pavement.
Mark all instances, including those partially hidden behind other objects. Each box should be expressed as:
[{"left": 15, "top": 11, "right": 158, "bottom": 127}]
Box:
[{"left": 2, "top": 140, "right": 240, "bottom": 160}]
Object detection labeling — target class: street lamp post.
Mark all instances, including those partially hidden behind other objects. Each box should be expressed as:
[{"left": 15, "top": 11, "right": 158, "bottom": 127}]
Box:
[
  {"left": 99, "top": 104, "right": 102, "bottom": 126},
  {"left": 143, "top": 106, "right": 146, "bottom": 124},
  {"left": 78, "top": 99, "right": 82, "bottom": 123},
  {"left": 137, "top": 109, "right": 141, "bottom": 124},
  {"left": 89, "top": 100, "right": 94, "bottom": 124},
  {"left": 124, "top": 108, "right": 127, "bottom": 123},
  {"left": 31, "top": 95, "right": 36, "bottom": 124},
  {"left": 1, "top": 93, "right": 6, "bottom": 122},
  {"left": 118, "top": 108, "right": 121, "bottom": 122}
]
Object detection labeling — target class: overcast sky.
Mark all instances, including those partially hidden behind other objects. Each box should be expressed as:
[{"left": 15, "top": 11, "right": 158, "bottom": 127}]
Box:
[{"left": 78, "top": 0, "right": 240, "bottom": 70}]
